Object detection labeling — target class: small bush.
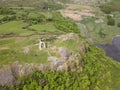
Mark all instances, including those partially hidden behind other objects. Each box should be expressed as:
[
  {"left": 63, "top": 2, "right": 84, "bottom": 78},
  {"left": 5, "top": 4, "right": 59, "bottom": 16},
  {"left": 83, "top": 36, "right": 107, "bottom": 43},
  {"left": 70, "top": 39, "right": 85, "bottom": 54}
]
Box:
[
  {"left": 117, "top": 23, "right": 120, "bottom": 27},
  {"left": 107, "top": 15, "right": 115, "bottom": 26}
]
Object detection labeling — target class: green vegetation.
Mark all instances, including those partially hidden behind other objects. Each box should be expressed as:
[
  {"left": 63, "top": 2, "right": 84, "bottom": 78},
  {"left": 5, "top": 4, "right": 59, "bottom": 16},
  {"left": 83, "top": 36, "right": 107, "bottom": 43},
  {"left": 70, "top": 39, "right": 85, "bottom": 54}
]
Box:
[
  {"left": 1, "top": 45, "right": 120, "bottom": 90},
  {"left": 53, "top": 13, "right": 81, "bottom": 36},
  {"left": 0, "top": 7, "right": 81, "bottom": 65},
  {"left": 0, "top": 21, "right": 30, "bottom": 35},
  {"left": 79, "top": 15, "right": 120, "bottom": 44},
  {"left": 27, "top": 13, "right": 46, "bottom": 24},
  {"left": 29, "top": 23, "right": 58, "bottom": 32},
  {"left": 117, "top": 22, "right": 120, "bottom": 27},
  {"left": 39, "top": 1, "right": 64, "bottom": 10},
  {"left": 0, "top": 0, "right": 64, "bottom": 9},
  {"left": 100, "top": 1, "right": 120, "bottom": 14},
  {"left": 107, "top": 15, "right": 115, "bottom": 26},
  {"left": 0, "top": 2, "right": 120, "bottom": 90},
  {"left": 0, "top": 8, "right": 15, "bottom": 15}
]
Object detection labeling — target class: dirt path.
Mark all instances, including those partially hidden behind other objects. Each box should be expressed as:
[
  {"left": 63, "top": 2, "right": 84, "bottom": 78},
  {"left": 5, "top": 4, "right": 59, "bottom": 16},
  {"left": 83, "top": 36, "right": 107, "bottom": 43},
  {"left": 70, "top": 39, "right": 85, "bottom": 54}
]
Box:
[{"left": 0, "top": 47, "right": 9, "bottom": 50}]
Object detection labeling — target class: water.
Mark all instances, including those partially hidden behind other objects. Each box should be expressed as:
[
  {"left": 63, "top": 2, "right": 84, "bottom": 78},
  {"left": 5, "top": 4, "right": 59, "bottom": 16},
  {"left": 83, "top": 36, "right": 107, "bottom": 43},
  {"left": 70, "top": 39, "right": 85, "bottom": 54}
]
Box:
[
  {"left": 97, "top": 35, "right": 120, "bottom": 61},
  {"left": 113, "top": 36, "right": 120, "bottom": 45}
]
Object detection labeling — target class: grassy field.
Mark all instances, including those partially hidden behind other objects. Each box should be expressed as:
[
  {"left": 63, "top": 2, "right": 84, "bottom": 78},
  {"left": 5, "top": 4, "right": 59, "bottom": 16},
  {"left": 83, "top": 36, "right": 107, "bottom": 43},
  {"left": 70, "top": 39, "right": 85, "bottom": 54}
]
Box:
[
  {"left": 0, "top": 6, "right": 73, "bottom": 66},
  {"left": 0, "top": 21, "right": 33, "bottom": 35},
  {"left": 0, "top": 20, "right": 59, "bottom": 66},
  {"left": 0, "top": 11, "right": 64, "bottom": 66},
  {"left": 29, "top": 23, "right": 58, "bottom": 32},
  {"left": 0, "top": 36, "right": 49, "bottom": 67}
]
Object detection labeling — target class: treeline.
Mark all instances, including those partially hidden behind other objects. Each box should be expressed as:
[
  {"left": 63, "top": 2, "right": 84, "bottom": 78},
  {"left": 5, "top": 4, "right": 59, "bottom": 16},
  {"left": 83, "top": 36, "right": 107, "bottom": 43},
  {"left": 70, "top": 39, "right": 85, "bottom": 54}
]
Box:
[
  {"left": 0, "top": 45, "right": 112, "bottom": 90},
  {"left": 53, "top": 13, "right": 81, "bottom": 36}
]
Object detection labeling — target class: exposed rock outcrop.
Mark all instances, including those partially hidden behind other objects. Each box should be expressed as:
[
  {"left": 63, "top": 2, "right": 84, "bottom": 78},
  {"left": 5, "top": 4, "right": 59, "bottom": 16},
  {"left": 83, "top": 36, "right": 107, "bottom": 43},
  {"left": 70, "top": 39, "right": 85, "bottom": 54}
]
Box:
[
  {"left": 0, "top": 66, "right": 16, "bottom": 86},
  {"left": 57, "top": 33, "right": 79, "bottom": 41},
  {"left": 58, "top": 47, "right": 72, "bottom": 60}
]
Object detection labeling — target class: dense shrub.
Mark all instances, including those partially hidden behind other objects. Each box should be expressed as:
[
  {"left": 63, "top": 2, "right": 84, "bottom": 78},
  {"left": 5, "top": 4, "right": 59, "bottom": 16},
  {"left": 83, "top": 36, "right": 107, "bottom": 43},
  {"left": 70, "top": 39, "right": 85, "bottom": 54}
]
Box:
[
  {"left": 53, "top": 13, "right": 81, "bottom": 36},
  {"left": 1, "top": 15, "right": 16, "bottom": 22},
  {"left": 100, "top": 5, "right": 112, "bottom": 14},
  {"left": 107, "top": 15, "right": 115, "bottom": 26},
  {"left": 16, "top": 11, "right": 28, "bottom": 20},
  {"left": 27, "top": 13, "right": 46, "bottom": 24},
  {"left": 117, "top": 23, "right": 120, "bottom": 27},
  {"left": 0, "top": 8, "right": 15, "bottom": 15}
]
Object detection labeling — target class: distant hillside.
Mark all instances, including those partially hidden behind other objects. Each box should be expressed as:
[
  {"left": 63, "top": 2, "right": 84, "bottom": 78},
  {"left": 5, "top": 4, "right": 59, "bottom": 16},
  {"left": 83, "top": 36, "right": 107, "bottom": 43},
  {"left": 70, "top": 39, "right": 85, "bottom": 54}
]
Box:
[
  {"left": 0, "top": 0, "right": 112, "bottom": 7},
  {"left": 56, "top": 0, "right": 112, "bottom": 5},
  {"left": 0, "top": 0, "right": 42, "bottom": 7}
]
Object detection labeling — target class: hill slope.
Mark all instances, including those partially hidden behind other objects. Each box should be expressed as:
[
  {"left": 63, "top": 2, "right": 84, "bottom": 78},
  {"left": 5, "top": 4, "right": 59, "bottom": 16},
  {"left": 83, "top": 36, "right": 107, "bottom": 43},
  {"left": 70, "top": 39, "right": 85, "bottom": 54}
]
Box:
[
  {"left": 0, "top": 0, "right": 112, "bottom": 7},
  {"left": 0, "top": 33, "right": 120, "bottom": 90},
  {"left": 0, "top": 1, "right": 120, "bottom": 90}
]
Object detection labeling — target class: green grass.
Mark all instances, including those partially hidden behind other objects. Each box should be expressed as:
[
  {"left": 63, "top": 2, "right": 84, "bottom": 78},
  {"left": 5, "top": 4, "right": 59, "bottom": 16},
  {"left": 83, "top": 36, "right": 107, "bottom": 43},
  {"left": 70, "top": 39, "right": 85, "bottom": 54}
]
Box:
[
  {"left": 0, "top": 20, "right": 59, "bottom": 65},
  {"left": 0, "top": 16, "right": 61, "bottom": 65},
  {"left": 0, "top": 21, "right": 33, "bottom": 35},
  {"left": 0, "top": 15, "right": 4, "bottom": 20},
  {"left": 41, "top": 12, "right": 53, "bottom": 19},
  {"left": 0, "top": 38, "right": 15, "bottom": 46},
  {"left": 29, "top": 23, "right": 58, "bottom": 32},
  {"left": 56, "top": 39, "right": 80, "bottom": 52},
  {"left": 0, "top": 37, "right": 48, "bottom": 66},
  {"left": 14, "top": 49, "right": 48, "bottom": 64}
]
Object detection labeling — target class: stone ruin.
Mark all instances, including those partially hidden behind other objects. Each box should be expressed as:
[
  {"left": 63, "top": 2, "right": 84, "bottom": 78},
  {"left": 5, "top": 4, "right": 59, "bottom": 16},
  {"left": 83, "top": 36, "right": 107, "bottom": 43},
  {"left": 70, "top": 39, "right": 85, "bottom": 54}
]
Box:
[
  {"left": 23, "top": 39, "right": 46, "bottom": 54},
  {"left": 38, "top": 39, "right": 46, "bottom": 50}
]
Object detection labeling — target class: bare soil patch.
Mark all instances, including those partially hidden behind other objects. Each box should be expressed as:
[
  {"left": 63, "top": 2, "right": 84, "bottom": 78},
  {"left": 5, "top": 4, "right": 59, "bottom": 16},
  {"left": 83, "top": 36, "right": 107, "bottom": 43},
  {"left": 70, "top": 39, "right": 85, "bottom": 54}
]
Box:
[
  {"left": 60, "top": 8, "right": 95, "bottom": 21},
  {"left": 0, "top": 47, "right": 9, "bottom": 50}
]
